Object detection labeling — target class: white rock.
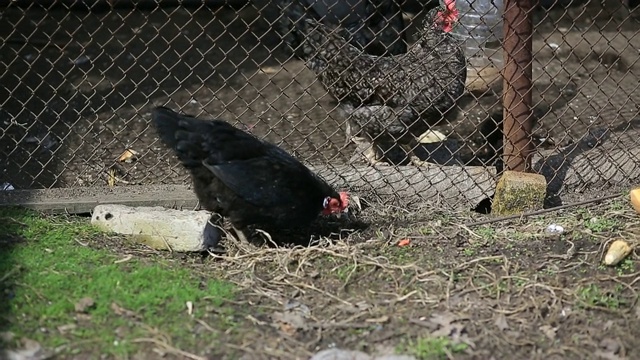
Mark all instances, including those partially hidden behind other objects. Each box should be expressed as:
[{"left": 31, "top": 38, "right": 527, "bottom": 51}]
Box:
[
  {"left": 310, "top": 349, "right": 416, "bottom": 360},
  {"left": 91, "top": 204, "right": 212, "bottom": 252}
]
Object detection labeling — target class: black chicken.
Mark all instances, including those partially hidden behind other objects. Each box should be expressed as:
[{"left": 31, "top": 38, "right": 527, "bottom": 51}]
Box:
[
  {"left": 275, "top": 0, "right": 407, "bottom": 58},
  {"left": 152, "top": 107, "right": 349, "bottom": 248},
  {"left": 301, "top": 0, "right": 467, "bottom": 166}
]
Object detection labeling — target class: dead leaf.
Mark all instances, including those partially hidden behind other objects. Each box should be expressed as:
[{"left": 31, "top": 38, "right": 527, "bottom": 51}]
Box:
[
  {"left": 599, "top": 338, "right": 621, "bottom": 353},
  {"left": 428, "top": 312, "right": 458, "bottom": 327},
  {"left": 494, "top": 313, "right": 510, "bottom": 331},
  {"left": 56, "top": 324, "right": 77, "bottom": 334},
  {"left": 272, "top": 300, "right": 312, "bottom": 335},
  {"left": 74, "top": 297, "right": 95, "bottom": 313},
  {"left": 277, "top": 322, "right": 297, "bottom": 336},
  {"left": 272, "top": 311, "right": 307, "bottom": 332},
  {"left": 260, "top": 66, "right": 281, "bottom": 75},
  {"left": 343, "top": 301, "right": 370, "bottom": 314},
  {"left": 431, "top": 322, "right": 465, "bottom": 339},
  {"left": 117, "top": 148, "right": 138, "bottom": 163},
  {"left": 635, "top": 304, "right": 640, "bottom": 320},
  {"left": 283, "top": 300, "right": 310, "bottom": 317},
  {"left": 110, "top": 302, "right": 139, "bottom": 319},
  {"left": 539, "top": 325, "right": 557, "bottom": 340},
  {"left": 594, "top": 350, "right": 622, "bottom": 360}
]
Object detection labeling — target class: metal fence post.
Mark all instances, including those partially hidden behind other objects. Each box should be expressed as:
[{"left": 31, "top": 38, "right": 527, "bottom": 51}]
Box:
[{"left": 502, "top": 0, "right": 534, "bottom": 172}]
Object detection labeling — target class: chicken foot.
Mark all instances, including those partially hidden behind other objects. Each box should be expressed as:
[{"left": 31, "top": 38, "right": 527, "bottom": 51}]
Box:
[
  {"left": 203, "top": 214, "right": 224, "bottom": 250},
  {"left": 350, "top": 135, "right": 390, "bottom": 166},
  {"left": 231, "top": 225, "right": 251, "bottom": 245},
  {"left": 400, "top": 143, "right": 437, "bottom": 168}
]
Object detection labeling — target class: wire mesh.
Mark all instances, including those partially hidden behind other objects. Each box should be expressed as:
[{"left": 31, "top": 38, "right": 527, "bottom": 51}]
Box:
[{"left": 0, "top": 0, "right": 639, "bottom": 207}]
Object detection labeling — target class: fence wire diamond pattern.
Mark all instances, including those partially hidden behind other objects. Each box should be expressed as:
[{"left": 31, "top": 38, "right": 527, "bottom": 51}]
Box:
[{"left": 1, "top": 0, "right": 639, "bottom": 208}]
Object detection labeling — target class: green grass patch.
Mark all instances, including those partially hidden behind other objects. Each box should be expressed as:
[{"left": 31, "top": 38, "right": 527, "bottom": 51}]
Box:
[
  {"left": 0, "top": 207, "right": 235, "bottom": 357},
  {"left": 399, "top": 337, "right": 468, "bottom": 359},
  {"left": 577, "top": 284, "right": 625, "bottom": 309}
]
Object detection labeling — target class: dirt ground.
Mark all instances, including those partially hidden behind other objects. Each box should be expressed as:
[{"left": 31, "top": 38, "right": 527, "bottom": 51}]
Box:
[
  {"left": 35, "top": 195, "right": 635, "bottom": 360},
  {"left": 1, "top": 0, "right": 639, "bottom": 195}
]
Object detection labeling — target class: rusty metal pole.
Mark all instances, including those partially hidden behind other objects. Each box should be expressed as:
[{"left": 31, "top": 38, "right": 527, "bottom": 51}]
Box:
[{"left": 502, "top": 0, "right": 534, "bottom": 172}]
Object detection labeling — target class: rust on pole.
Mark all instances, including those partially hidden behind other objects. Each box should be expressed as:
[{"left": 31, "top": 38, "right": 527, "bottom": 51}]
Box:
[{"left": 502, "top": 0, "right": 534, "bottom": 172}]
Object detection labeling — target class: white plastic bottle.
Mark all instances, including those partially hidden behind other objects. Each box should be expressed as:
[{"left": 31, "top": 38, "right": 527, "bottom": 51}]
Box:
[{"left": 444, "top": 0, "right": 504, "bottom": 93}]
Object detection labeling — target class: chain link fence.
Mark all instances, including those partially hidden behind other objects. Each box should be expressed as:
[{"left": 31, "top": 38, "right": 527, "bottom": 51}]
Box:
[{"left": 0, "top": 0, "right": 639, "bottom": 210}]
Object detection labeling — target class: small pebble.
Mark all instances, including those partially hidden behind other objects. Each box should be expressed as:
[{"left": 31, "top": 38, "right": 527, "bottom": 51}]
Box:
[{"left": 546, "top": 224, "right": 564, "bottom": 234}]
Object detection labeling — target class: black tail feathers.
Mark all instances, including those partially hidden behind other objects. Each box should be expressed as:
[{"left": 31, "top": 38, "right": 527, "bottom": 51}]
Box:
[{"left": 151, "top": 106, "right": 213, "bottom": 168}]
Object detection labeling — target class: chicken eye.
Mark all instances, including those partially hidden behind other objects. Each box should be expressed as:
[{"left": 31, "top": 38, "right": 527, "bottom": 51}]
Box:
[{"left": 323, "top": 197, "right": 330, "bottom": 208}]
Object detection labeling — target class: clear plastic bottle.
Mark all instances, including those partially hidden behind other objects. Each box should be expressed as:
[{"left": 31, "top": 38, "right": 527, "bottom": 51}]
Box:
[{"left": 443, "top": 0, "right": 504, "bottom": 93}]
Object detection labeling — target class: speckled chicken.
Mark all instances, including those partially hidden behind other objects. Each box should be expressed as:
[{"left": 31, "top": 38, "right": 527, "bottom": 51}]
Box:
[
  {"left": 275, "top": 0, "right": 407, "bottom": 58},
  {"left": 302, "top": 0, "right": 467, "bottom": 166},
  {"left": 152, "top": 106, "right": 349, "bottom": 249}
]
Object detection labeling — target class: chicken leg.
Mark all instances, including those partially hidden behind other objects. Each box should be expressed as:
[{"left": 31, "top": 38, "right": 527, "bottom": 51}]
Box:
[
  {"left": 401, "top": 140, "right": 437, "bottom": 168},
  {"left": 350, "top": 135, "right": 389, "bottom": 166},
  {"left": 203, "top": 214, "right": 224, "bottom": 250},
  {"left": 231, "top": 225, "right": 251, "bottom": 245}
]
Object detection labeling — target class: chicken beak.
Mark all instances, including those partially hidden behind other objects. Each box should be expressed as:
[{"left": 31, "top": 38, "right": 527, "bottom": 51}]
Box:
[{"left": 338, "top": 208, "right": 352, "bottom": 221}]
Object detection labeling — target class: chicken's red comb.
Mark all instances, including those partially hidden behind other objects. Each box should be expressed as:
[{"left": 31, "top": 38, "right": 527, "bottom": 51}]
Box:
[
  {"left": 444, "top": 0, "right": 457, "bottom": 11},
  {"left": 339, "top": 191, "right": 350, "bottom": 208}
]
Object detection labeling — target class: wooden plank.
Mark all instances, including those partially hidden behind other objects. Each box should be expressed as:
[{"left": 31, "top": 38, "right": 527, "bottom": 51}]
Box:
[
  {"left": 0, "top": 0, "right": 249, "bottom": 9},
  {"left": 0, "top": 164, "right": 498, "bottom": 214},
  {"left": 0, "top": 185, "right": 199, "bottom": 214}
]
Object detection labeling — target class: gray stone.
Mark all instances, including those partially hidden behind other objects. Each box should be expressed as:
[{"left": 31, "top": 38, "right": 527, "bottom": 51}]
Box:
[{"left": 91, "top": 204, "right": 212, "bottom": 252}]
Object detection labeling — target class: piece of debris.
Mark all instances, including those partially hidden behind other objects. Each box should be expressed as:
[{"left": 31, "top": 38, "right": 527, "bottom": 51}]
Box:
[
  {"left": 398, "top": 239, "right": 411, "bottom": 247},
  {"left": 539, "top": 325, "right": 557, "bottom": 340},
  {"left": 272, "top": 300, "right": 311, "bottom": 336},
  {"left": 494, "top": 313, "right": 509, "bottom": 331},
  {"left": 349, "top": 194, "right": 363, "bottom": 212},
  {"left": 492, "top": 170, "right": 547, "bottom": 216},
  {"left": 466, "top": 61, "right": 501, "bottom": 94},
  {"left": 1, "top": 182, "right": 14, "bottom": 191},
  {"left": 417, "top": 130, "right": 447, "bottom": 144},
  {"left": 110, "top": 302, "right": 139, "bottom": 319},
  {"left": 595, "top": 338, "right": 623, "bottom": 360},
  {"left": 260, "top": 66, "right": 281, "bottom": 74},
  {"left": 310, "top": 348, "right": 417, "bottom": 360},
  {"left": 107, "top": 168, "right": 117, "bottom": 188},
  {"left": 630, "top": 188, "right": 640, "bottom": 214},
  {"left": 91, "top": 204, "right": 213, "bottom": 252},
  {"left": 366, "top": 315, "right": 389, "bottom": 324},
  {"left": 186, "top": 301, "right": 194, "bottom": 316},
  {"left": 117, "top": 148, "right": 139, "bottom": 163},
  {"left": 545, "top": 224, "right": 564, "bottom": 234},
  {"left": 604, "top": 240, "right": 632, "bottom": 266},
  {"left": 272, "top": 311, "right": 307, "bottom": 335},
  {"left": 0, "top": 337, "right": 53, "bottom": 360},
  {"left": 56, "top": 324, "right": 77, "bottom": 334},
  {"left": 0, "top": 332, "right": 14, "bottom": 342},
  {"left": 24, "top": 133, "right": 58, "bottom": 153},
  {"left": 72, "top": 55, "right": 91, "bottom": 65},
  {"left": 74, "top": 297, "right": 96, "bottom": 313}
]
